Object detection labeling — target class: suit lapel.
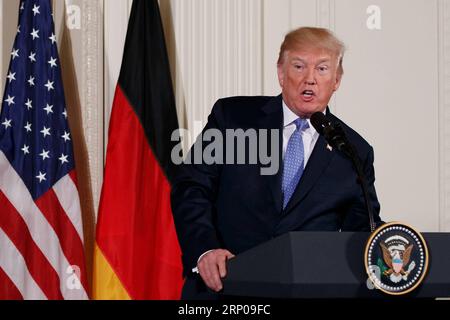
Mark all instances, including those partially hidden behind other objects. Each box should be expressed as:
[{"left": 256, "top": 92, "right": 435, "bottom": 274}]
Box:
[
  {"left": 283, "top": 121, "right": 335, "bottom": 214},
  {"left": 258, "top": 95, "right": 284, "bottom": 213}
]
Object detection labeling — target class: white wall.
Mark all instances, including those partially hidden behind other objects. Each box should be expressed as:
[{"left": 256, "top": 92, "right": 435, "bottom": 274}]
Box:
[
  {"left": 271, "top": 0, "right": 450, "bottom": 232},
  {"left": 438, "top": 0, "right": 450, "bottom": 233},
  {"left": 2, "top": 0, "right": 450, "bottom": 232},
  {"left": 334, "top": 0, "right": 439, "bottom": 231}
]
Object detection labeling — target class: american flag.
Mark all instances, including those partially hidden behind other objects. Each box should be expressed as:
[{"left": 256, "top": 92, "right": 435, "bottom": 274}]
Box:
[{"left": 0, "top": 0, "right": 88, "bottom": 299}]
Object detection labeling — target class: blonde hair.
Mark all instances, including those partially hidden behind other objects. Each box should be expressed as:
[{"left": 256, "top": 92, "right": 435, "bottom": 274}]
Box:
[{"left": 278, "top": 27, "right": 346, "bottom": 75}]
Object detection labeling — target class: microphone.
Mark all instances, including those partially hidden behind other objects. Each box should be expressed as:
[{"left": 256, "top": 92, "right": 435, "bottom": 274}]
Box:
[
  {"left": 310, "top": 112, "right": 349, "bottom": 154},
  {"left": 310, "top": 112, "right": 377, "bottom": 232}
]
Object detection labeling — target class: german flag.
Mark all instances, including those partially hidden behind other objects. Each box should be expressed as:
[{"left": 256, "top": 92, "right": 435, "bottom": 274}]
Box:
[{"left": 93, "top": 0, "right": 184, "bottom": 299}]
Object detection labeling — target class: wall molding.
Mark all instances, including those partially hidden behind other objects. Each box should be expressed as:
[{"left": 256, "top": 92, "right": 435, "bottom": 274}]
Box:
[
  {"left": 82, "top": 0, "right": 103, "bottom": 212},
  {"left": 316, "top": 0, "right": 334, "bottom": 29},
  {"left": 171, "top": 0, "right": 263, "bottom": 139},
  {"left": 104, "top": 0, "right": 132, "bottom": 151}
]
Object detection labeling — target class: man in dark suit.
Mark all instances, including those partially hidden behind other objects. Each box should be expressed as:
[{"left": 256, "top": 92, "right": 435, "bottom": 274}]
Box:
[{"left": 171, "top": 27, "right": 382, "bottom": 299}]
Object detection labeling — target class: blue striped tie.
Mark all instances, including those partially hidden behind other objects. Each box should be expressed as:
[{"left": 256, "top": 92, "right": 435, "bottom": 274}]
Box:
[{"left": 282, "top": 118, "right": 308, "bottom": 209}]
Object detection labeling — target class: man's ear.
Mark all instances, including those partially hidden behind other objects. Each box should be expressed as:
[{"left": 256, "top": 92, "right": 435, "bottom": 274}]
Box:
[
  {"left": 277, "top": 63, "right": 285, "bottom": 87},
  {"left": 333, "top": 72, "right": 342, "bottom": 91}
]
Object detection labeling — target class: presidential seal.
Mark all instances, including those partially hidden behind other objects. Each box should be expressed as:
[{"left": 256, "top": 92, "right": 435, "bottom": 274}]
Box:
[{"left": 365, "top": 222, "right": 429, "bottom": 295}]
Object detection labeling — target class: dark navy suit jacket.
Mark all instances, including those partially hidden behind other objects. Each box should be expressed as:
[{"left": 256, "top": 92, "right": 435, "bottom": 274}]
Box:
[{"left": 171, "top": 95, "right": 381, "bottom": 298}]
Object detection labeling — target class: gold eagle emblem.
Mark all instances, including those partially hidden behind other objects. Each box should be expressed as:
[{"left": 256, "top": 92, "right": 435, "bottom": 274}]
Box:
[{"left": 380, "top": 243, "right": 414, "bottom": 283}]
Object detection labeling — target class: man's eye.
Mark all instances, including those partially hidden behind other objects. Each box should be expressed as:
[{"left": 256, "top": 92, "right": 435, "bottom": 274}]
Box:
[
  {"left": 294, "top": 65, "right": 304, "bottom": 70},
  {"left": 318, "top": 66, "right": 329, "bottom": 72}
]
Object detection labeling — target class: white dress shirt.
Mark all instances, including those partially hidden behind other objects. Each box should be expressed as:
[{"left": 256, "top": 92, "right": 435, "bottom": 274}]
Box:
[{"left": 282, "top": 100, "right": 320, "bottom": 166}]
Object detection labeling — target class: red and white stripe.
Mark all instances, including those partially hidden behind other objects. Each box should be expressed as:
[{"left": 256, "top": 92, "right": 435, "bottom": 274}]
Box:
[
  {"left": 0, "top": 151, "right": 88, "bottom": 300},
  {"left": 0, "top": 228, "right": 46, "bottom": 300}
]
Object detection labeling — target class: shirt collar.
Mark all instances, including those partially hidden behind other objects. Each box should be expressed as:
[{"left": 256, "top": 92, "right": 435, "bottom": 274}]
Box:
[
  {"left": 282, "top": 100, "right": 322, "bottom": 137},
  {"left": 282, "top": 100, "right": 300, "bottom": 127}
]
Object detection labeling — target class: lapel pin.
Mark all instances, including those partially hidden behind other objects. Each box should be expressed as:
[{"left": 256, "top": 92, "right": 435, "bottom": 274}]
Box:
[{"left": 326, "top": 144, "right": 333, "bottom": 152}]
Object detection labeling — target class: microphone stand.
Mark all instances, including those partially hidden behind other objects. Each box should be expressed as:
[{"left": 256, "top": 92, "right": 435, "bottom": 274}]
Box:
[
  {"left": 340, "top": 144, "right": 377, "bottom": 232},
  {"left": 311, "top": 113, "right": 378, "bottom": 232}
]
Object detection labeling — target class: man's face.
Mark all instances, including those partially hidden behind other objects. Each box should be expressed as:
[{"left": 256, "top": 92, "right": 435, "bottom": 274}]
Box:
[{"left": 277, "top": 47, "right": 342, "bottom": 118}]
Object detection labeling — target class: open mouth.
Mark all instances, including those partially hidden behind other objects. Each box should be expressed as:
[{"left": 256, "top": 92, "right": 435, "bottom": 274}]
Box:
[
  {"left": 302, "top": 90, "right": 315, "bottom": 97},
  {"left": 301, "top": 90, "right": 315, "bottom": 101}
]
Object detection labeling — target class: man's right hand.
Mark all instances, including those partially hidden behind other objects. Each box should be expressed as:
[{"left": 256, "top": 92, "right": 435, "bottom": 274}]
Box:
[{"left": 197, "top": 249, "right": 235, "bottom": 292}]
